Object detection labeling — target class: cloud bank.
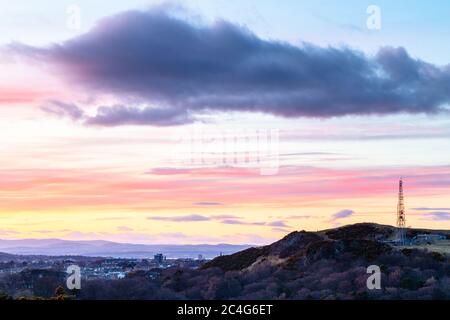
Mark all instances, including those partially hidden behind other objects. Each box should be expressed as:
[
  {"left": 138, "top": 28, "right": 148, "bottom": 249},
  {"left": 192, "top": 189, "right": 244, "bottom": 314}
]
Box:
[{"left": 7, "top": 7, "right": 450, "bottom": 126}]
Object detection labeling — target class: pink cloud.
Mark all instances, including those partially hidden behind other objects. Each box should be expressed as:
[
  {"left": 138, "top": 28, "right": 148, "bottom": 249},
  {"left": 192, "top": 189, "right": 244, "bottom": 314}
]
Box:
[{"left": 0, "top": 87, "right": 54, "bottom": 104}]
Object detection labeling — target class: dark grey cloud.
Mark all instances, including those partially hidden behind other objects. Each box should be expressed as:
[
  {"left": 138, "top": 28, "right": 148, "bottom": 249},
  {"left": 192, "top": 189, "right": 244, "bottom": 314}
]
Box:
[
  {"left": 41, "top": 101, "right": 195, "bottom": 127},
  {"left": 85, "top": 105, "right": 195, "bottom": 126},
  {"left": 9, "top": 8, "right": 450, "bottom": 125}
]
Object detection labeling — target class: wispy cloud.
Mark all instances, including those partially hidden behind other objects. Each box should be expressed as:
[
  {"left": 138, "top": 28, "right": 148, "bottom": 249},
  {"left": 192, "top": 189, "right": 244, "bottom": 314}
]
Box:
[
  {"left": 41, "top": 100, "right": 84, "bottom": 121},
  {"left": 285, "top": 215, "right": 315, "bottom": 220},
  {"left": 146, "top": 214, "right": 291, "bottom": 229},
  {"left": 271, "top": 227, "right": 291, "bottom": 233},
  {"left": 266, "top": 220, "right": 291, "bottom": 228},
  {"left": 117, "top": 226, "right": 134, "bottom": 232},
  {"left": 413, "top": 207, "right": 450, "bottom": 211},
  {"left": 328, "top": 210, "right": 355, "bottom": 226},
  {"left": 421, "top": 211, "right": 450, "bottom": 221},
  {"left": 0, "top": 229, "right": 22, "bottom": 237},
  {"left": 147, "top": 214, "right": 241, "bottom": 222},
  {"left": 211, "top": 215, "right": 241, "bottom": 220},
  {"left": 220, "top": 219, "right": 291, "bottom": 228},
  {"left": 220, "top": 219, "right": 266, "bottom": 226},
  {"left": 332, "top": 209, "right": 354, "bottom": 220},
  {"left": 193, "top": 202, "right": 223, "bottom": 206},
  {"left": 94, "top": 217, "right": 128, "bottom": 221},
  {"left": 147, "top": 214, "right": 210, "bottom": 222}
]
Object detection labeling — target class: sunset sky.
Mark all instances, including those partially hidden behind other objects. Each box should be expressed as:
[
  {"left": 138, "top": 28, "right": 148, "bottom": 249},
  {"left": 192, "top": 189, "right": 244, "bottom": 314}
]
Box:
[{"left": 1, "top": 0, "right": 450, "bottom": 245}]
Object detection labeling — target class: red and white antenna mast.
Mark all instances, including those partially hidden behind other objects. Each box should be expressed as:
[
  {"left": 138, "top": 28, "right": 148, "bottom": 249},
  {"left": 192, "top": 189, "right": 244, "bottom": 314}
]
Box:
[{"left": 397, "top": 178, "right": 406, "bottom": 243}]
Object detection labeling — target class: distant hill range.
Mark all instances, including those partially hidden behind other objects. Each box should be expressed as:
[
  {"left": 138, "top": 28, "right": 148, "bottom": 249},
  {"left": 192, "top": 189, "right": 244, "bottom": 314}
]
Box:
[{"left": 0, "top": 239, "right": 251, "bottom": 259}]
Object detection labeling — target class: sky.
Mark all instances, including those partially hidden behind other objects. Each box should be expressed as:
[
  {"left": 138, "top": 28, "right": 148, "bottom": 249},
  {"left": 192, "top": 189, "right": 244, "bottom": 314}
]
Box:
[{"left": 0, "top": 0, "right": 450, "bottom": 245}]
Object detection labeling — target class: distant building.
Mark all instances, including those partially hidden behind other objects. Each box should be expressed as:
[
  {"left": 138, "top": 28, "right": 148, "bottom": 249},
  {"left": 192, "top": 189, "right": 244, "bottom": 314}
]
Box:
[
  {"left": 153, "top": 253, "right": 165, "bottom": 264},
  {"left": 197, "top": 254, "right": 204, "bottom": 261}
]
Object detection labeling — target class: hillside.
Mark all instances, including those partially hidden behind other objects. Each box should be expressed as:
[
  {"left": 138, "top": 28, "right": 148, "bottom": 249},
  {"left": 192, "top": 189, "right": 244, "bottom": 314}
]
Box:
[
  {"left": 201, "top": 223, "right": 449, "bottom": 272},
  {"left": 132, "top": 223, "right": 449, "bottom": 300}
]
